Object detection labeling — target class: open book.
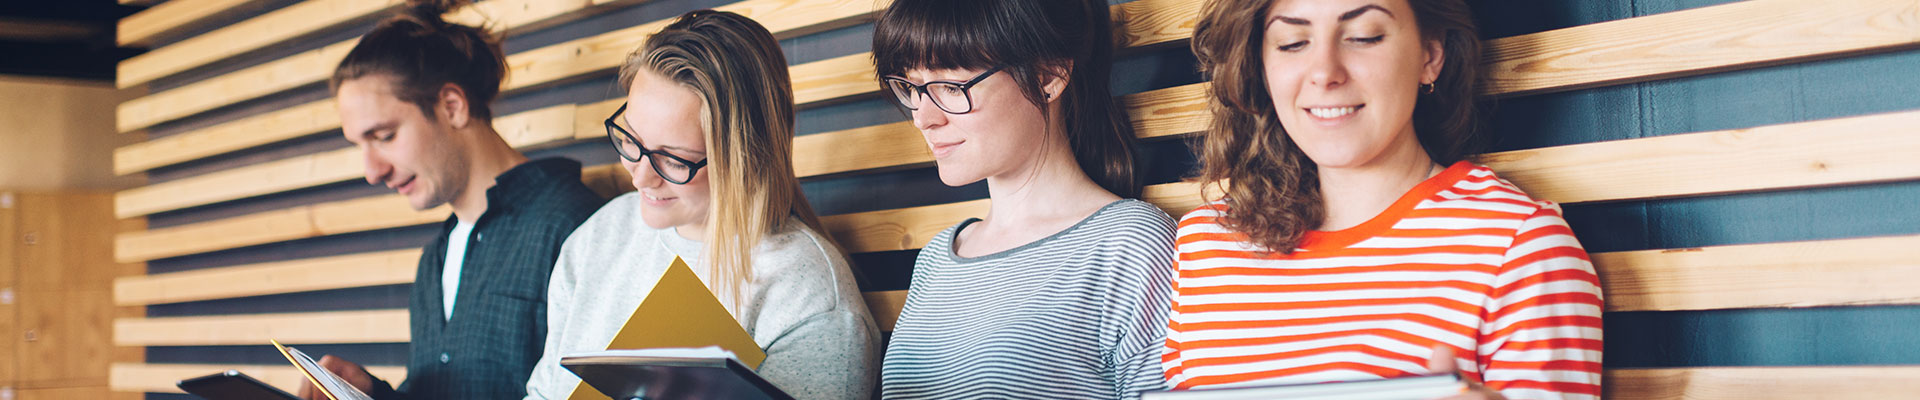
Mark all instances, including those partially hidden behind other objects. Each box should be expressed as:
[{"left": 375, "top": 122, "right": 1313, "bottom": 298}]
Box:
[
  {"left": 272, "top": 339, "right": 374, "bottom": 400},
  {"left": 563, "top": 256, "right": 770, "bottom": 400},
  {"left": 1141, "top": 373, "right": 1467, "bottom": 400},
  {"left": 562, "top": 346, "right": 793, "bottom": 400}
]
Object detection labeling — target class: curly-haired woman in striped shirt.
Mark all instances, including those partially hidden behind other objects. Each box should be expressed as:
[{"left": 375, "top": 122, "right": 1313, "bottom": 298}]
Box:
[{"left": 1162, "top": 0, "right": 1604, "bottom": 399}]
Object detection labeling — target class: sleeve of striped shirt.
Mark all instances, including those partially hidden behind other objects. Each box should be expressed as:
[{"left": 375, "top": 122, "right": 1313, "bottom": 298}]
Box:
[
  {"left": 1478, "top": 205, "right": 1605, "bottom": 400},
  {"left": 1102, "top": 210, "right": 1179, "bottom": 398}
]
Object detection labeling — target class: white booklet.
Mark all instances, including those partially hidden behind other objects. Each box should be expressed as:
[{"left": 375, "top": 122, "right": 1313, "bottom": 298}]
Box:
[
  {"left": 271, "top": 340, "right": 374, "bottom": 400},
  {"left": 1142, "top": 373, "right": 1466, "bottom": 400}
]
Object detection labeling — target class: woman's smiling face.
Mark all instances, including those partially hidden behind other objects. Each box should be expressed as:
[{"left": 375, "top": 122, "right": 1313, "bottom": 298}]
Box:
[{"left": 1261, "top": 0, "right": 1443, "bottom": 169}]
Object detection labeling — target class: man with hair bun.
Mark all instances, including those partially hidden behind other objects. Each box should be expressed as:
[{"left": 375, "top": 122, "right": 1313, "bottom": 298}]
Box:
[{"left": 296, "top": 1, "right": 606, "bottom": 399}]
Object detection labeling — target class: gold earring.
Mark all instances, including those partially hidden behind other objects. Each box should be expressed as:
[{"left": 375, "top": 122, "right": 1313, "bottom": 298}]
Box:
[{"left": 1421, "top": 82, "right": 1435, "bottom": 94}]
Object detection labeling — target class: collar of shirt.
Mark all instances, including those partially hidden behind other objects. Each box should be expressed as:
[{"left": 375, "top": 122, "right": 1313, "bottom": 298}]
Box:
[{"left": 483, "top": 157, "right": 584, "bottom": 216}]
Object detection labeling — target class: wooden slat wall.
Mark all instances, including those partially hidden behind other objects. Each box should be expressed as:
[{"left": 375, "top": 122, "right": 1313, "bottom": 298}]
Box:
[{"left": 106, "top": 0, "right": 1920, "bottom": 397}]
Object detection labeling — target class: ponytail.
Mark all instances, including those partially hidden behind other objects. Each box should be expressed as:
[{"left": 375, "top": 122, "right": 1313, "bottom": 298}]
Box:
[{"left": 332, "top": 0, "right": 506, "bottom": 121}]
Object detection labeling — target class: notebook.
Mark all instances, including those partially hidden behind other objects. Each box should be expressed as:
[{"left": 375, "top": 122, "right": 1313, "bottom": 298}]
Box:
[
  {"left": 562, "top": 346, "right": 792, "bottom": 400},
  {"left": 563, "top": 256, "right": 768, "bottom": 400}
]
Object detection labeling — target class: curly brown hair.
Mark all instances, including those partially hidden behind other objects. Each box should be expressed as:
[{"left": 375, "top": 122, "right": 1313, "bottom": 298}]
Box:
[{"left": 1190, "top": 0, "right": 1484, "bottom": 253}]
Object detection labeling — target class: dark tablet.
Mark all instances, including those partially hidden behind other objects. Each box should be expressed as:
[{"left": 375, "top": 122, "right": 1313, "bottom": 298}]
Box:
[{"left": 177, "top": 369, "right": 303, "bottom": 400}]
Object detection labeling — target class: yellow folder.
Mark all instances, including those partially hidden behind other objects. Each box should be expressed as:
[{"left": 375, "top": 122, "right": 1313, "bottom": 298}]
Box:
[{"left": 566, "top": 256, "right": 766, "bottom": 400}]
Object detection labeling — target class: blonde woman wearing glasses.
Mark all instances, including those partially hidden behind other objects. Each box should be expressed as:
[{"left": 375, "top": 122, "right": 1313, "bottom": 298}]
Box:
[{"left": 520, "top": 10, "right": 880, "bottom": 400}]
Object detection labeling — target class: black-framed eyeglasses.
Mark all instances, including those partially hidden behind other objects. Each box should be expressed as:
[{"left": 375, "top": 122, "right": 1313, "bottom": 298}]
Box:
[
  {"left": 882, "top": 65, "right": 1005, "bottom": 114},
  {"left": 604, "top": 103, "right": 708, "bottom": 184}
]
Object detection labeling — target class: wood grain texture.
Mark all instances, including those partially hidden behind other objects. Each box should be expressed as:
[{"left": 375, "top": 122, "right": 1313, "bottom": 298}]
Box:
[
  {"left": 110, "top": 363, "right": 406, "bottom": 394},
  {"left": 863, "top": 290, "right": 906, "bottom": 332},
  {"left": 113, "top": 0, "right": 613, "bottom": 134},
  {"left": 113, "top": 194, "right": 441, "bottom": 263},
  {"left": 502, "top": 0, "right": 886, "bottom": 93},
  {"left": 111, "top": 163, "right": 623, "bottom": 265},
  {"left": 113, "top": 249, "right": 421, "bottom": 306},
  {"left": 117, "top": 0, "right": 269, "bottom": 47},
  {"left": 1111, "top": 0, "right": 1202, "bottom": 50},
  {"left": 116, "top": 0, "right": 398, "bottom": 89},
  {"left": 790, "top": 83, "right": 1206, "bottom": 180},
  {"left": 113, "top": 309, "right": 410, "bottom": 346},
  {"left": 116, "top": 40, "right": 356, "bottom": 133},
  {"left": 114, "top": 100, "right": 338, "bottom": 175},
  {"left": 1474, "top": 111, "right": 1920, "bottom": 204},
  {"left": 1482, "top": 0, "right": 1920, "bottom": 97},
  {"left": 114, "top": 147, "right": 364, "bottom": 219},
  {"left": 791, "top": 52, "right": 878, "bottom": 107},
  {"left": 113, "top": 103, "right": 577, "bottom": 219},
  {"left": 780, "top": 0, "right": 1201, "bottom": 111},
  {"left": 792, "top": 121, "right": 924, "bottom": 178},
  {"left": 1595, "top": 234, "right": 1920, "bottom": 312},
  {"left": 820, "top": 198, "right": 988, "bottom": 253},
  {"left": 1604, "top": 366, "right": 1920, "bottom": 400}
]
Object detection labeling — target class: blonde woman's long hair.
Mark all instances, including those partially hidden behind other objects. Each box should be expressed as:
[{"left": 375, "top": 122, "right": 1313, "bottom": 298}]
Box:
[{"left": 617, "top": 10, "right": 827, "bottom": 311}]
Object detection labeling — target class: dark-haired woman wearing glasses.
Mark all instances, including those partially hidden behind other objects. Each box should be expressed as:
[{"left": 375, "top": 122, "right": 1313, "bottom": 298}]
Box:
[
  {"left": 522, "top": 10, "right": 879, "bottom": 400},
  {"left": 872, "top": 0, "right": 1176, "bottom": 399}
]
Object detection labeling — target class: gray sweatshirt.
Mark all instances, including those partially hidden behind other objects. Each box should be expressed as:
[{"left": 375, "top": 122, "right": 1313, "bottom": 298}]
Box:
[{"left": 523, "top": 193, "right": 881, "bottom": 400}]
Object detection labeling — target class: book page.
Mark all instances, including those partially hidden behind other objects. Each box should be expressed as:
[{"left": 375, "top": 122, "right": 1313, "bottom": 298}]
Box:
[
  {"left": 566, "top": 345, "right": 739, "bottom": 360},
  {"left": 272, "top": 340, "right": 374, "bottom": 400}
]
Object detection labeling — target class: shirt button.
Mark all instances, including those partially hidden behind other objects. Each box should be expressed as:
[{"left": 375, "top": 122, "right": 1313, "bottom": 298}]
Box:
[{"left": 439, "top": 352, "right": 451, "bottom": 363}]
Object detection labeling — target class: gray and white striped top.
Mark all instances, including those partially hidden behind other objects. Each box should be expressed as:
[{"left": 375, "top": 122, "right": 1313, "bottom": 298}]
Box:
[{"left": 880, "top": 199, "right": 1177, "bottom": 399}]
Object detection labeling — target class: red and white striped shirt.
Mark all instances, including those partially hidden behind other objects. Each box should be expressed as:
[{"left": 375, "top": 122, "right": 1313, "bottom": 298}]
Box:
[{"left": 1162, "top": 162, "right": 1603, "bottom": 400}]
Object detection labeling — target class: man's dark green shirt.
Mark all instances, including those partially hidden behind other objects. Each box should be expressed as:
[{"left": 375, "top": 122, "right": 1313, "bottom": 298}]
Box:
[{"left": 369, "top": 158, "right": 607, "bottom": 400}]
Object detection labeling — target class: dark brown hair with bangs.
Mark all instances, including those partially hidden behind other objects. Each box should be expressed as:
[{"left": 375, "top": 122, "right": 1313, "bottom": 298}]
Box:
[
  {"left": 872, "top": 0, "right": 1140, "bottom": 198},
  {"left": 331, "top": 0, "right": 505, "bottom": 122},
  {"left": 1191, "top": 0, "right": 1484, "bottom": 254}
]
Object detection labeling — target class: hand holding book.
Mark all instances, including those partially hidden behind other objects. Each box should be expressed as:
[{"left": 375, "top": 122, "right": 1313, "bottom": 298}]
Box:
[{"left": 1426, "top": 345, "right": 1507, "bottom": 400}]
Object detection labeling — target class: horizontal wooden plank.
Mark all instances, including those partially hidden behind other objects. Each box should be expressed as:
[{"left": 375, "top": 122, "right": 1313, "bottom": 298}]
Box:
[
  {"left": 501, "top": 0, "right": 886, "bottom": 93},
  {"left": 114, "top": 100, "right": 338, "bottom": 175},
  {"left": 114, "top": 194, "right": 442, "bottom": 263},
  {"left": 116, "top": 40, "right": 358, "bottom": 133},
  {"left": 1111, "top": 0, "right": 1202, "bottom": 50},
  {"left": 115, "top": 147, "right": 363, "bottom": 218},
  {"left": 1604, "top": 366, "right": 1920, "bottom": 400},
  {"left": 115, "top": 0, "right": 890, "bottom": 172},
  {"left": 114, "top": 164, "right": 625, "bottom": 265},
  {"left": 863, "top": 290, "right": 905, "bottom": 332},
  {"left": 113, "top": 103, "right": 576, "bottom": 219},
  {"left": 114, "top": 0, "right": 607, "bottom": 134},
  {"left": 1474, "top": 111, "right": 1920, "bottom": 204},
  {"left": 117, "top": 0, "right": 270, "bottom": 47},
  {"left": 573, "top": 98, "right": 625, "bottom": 141},
  {"left": 821, "top": 198, "right": 987, "bottom": 254},
  {"left": 792, "top": 82, "right": 1205, "bottom": 179},
  {"left": 783, "top": 0, "right": 1201, "bottom": 110},
  {"left": 790, "top": 52, "right": 876, "bottom": 107},
  {"left": 114, "top": 157, "right": 618, "bottom": 264},
  {"left": 114, "top": 249, "right": 421, "bottom": 306},
  {"left": 1595, "top": 234, "right": 1920, "bottom": 312},
  {"left": 1483, "top": 0, "right": 1920, "bottom": 97},
  {"left": 110, "top": 363, "right": 406, "bottom": 394},
  {"left": 117, "top": 0, "right": 397, "bottom": 89},
  {"left": 793, "top": 122, "right": 922, "bottom": 178},
  {"left": 115, "top": 309, "right": 409, "bottom": 346}
]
